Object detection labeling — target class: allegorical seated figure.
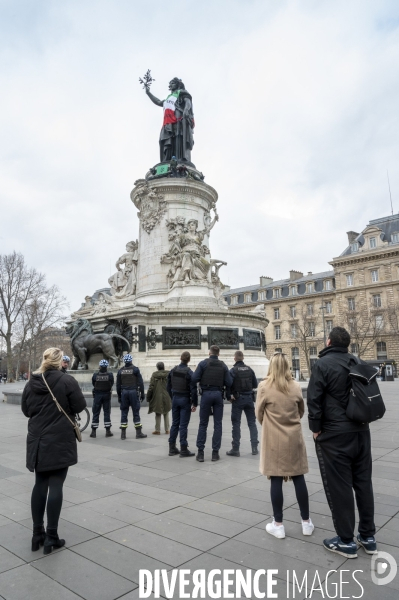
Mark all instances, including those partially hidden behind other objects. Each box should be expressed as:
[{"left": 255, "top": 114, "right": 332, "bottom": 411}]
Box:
[
  {"left": 144, "top": 77, "right": 195, "bottom": 163},
  {"left": 108, "top": 241, "right": 138, "bottom": 299}
]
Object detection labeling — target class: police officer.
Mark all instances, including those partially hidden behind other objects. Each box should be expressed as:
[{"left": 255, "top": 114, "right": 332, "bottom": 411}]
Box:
[
  {"left": 167, "top": 351, "right": 198, "bottom": 458},
  {"left": 61, "top": 356, "right": 70, "bottom": 373},
  {"left": 192, "top": 345, "right": 233, "bottom": 462},
  {"left": 226, "top": 350, "right": 259, "bottom": 457},
  {"left": 90, "top": 359, "right": 114, "bottom": 438},
  {"left": 117, "top": 354, "right": 147, "bottom": 440}
]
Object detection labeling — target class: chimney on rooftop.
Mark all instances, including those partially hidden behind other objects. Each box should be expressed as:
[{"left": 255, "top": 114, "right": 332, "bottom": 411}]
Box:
[
  {"left": 289, "top": 270, "right": 303, "bottom": 281},
  {"left": 347, "top": 231, "right": 359, "bottom": 244},
  {"left": 260, "top": 276, "right": 273, "bottom": 287}
]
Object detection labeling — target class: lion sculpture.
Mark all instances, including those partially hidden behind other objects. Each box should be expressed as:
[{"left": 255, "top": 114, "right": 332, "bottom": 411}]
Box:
[{"left": 65, "top": 318, "right": 131, "bottom": 370}]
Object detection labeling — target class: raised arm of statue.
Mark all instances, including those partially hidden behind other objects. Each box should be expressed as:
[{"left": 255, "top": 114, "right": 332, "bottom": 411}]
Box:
[
  {"left": 204, "top": 214, "right": 219, "bottom": 235},
  {"left": 145, "top": 88, "right": 163, "bottom": 107}
]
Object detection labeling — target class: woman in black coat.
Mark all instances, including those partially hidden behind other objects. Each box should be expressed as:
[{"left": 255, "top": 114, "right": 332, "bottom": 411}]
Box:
[{"left": 22, "top": 347, "right": 86, "bottom": 554}]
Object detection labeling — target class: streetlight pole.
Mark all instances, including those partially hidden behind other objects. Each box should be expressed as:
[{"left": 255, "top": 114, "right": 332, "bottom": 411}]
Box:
[{"left": 320, "top": 300, "right": 327, "bottom": 347}]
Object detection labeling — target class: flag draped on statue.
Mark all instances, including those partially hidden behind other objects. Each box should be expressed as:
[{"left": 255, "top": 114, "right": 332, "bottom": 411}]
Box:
[{"left": 162, "top": 91, "right": 180, "bottom": 125}]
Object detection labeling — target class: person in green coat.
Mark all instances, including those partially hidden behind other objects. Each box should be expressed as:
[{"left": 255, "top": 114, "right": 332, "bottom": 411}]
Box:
[{"left": 147, "top": 362, "right": 172, "bottom": 435}]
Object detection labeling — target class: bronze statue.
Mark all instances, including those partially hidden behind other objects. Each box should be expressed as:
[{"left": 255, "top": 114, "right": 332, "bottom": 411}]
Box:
[
  {"left": 143, "top": 76, "right": 194, "bottom": 164},
  {"left": 66, "top": 318, "right": 131, "bottom": 369}
]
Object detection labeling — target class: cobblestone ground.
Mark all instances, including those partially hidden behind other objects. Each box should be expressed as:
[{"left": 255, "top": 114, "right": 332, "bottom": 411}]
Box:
[{"left": 0, "top": 382, "right": 398, "bottom": 599}]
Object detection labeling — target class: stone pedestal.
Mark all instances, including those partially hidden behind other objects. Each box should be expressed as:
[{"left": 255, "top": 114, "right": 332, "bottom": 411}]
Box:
[{"left": 69, "top": 170, "right": 269, "bottom": 380}]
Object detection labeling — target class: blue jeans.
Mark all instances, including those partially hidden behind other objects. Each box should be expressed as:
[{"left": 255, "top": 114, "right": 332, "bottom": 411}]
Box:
[
  {"left": 169, "top": 395, "right": 192, "bottom": 446},
  {"left": 196, "top": 390, "right": 224, "bottom": 451},
  {"left": 231, "top": 393, "right": 258, "bottom": 449},
  {"left": 92, "top": 392, "right": 112, "bottom": 428},
  {"left": 120, "top": 389, "right": 141, "bottom": 428}
]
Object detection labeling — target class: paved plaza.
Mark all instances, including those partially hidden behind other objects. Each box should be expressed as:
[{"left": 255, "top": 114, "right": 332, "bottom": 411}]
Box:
[{"left": 0, "top": 382, "right": 398, "bottom": 599}]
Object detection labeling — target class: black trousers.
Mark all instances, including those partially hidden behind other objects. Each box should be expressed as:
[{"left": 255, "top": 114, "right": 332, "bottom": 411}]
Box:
[
  {"left": 31, "top": 467, "right": 69, "bottom": 530},
  {"left": 92, "top": 392, "right": 112, "bottom": 428},
  {"left": 315, "top": 430, "right": 375, "bottom": 542},
  {"left": 270, "top": 475, "right": 309, "bottom": 522}
]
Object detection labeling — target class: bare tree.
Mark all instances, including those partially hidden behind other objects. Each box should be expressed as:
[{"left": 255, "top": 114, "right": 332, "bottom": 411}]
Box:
[
  {"left": 285, "top": 304, "right": 323, "bottom": 374},
  {"left": 0, "top": 252, "right": 68, "bottom": 380},
  {"left": 341, "top": 304, "right": 386, "bottom": 358}
]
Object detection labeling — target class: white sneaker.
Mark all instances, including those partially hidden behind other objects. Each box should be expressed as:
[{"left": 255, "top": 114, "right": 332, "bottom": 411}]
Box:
[
  {"left": 266, "top": 520, "right": 285, "bottom": 539},
  {"left": 302, "top": 518, "right": 315, "bottom": 536}
]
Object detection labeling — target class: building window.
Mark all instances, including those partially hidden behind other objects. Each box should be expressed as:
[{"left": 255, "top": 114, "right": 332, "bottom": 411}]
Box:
[
  {"left": 373, "top": 294, "right": 381, "bottom": 308},
  {"left": 274, "top": 326, "right": 281, "bottom": 340},
  {"left": 347, "top": 298, "right": 355, "bottom": 311},
  {"left": 230, "top": 296, "right": 238, "bottom": 305},
  {"left": 326, "top": 320, "right": 333, "bottom": 333},
  {"left": 325, "top": 301, "right": 332, "bottom": 314},
  {"left": 274, "top": 308, "right": 280, "bottom": 320},
  {"left": 346, "top": 274, "right": 354, "bottom": 286},
  {"left": 274, "top": 288, "right": 280, "bottom": 298},
  {"left": 290, "top": 324, "right": 297, "bottom": 338},
  {"left": 291, "top": 286, "right": 297, "bottom": 296},
  {"left": 350, "top": 242, "right": 359, "bottom": 252},
  {"left": 274, "top": 348, "right": 282, "bottom": 353},
  {"left": 308, "top": 322, "right": 316, "bottom": 337},
  {"left": 369, "top": 237, "right": 376, "bottom": 249},
  {"left": 306, "top": 283, "right": 313, "bottom": 293},
  {"left": 376, "top": 341, "right": 387, "bottom": 360},
  {"left": 371, "top": 270, "right": 379, "bottom": 283},
  {"left": 258, "top": 290, "right": 266, "bottom": 301},
  {"left": 375, "top": 315, "right": 384, "bottom": 330},
  {"left": 290, "top": 305, "right": 296, "bottom": 318},
  {"left": 291, "top": 347, "right": 300, "bottom": 372},
  {"left": 348, "top": 317, "right": 356, "bottom": 333},
  {"left": 309, "top": 347, "right": 318, "bottom": 357},
  {"left": 351, "top": 343, "right": 359, "bottom": 355},
  {"left": 325, "top": 280, "right": 332, "bottom": 291},
  {"left": 392, "top": 233, "right": 399, "bottom": 243},
  {"left": 306, "top": 303, "right": 314, "bottom": 316},
  {"left": 244, "top": 293, "right": 252, "bottom": 303}
]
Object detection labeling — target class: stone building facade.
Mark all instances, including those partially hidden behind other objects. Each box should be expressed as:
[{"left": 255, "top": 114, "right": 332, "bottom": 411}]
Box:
[{"left": 223, "top": 215, "right": 399, "bottom": 378}]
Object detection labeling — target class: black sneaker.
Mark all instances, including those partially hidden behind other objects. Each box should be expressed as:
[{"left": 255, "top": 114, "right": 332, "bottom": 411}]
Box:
[
  {"left": 356, "top": 534, "right": 378, "bottom": 555},
  {"left": 212, "top": 451, "right": 220, "bottom": 462},
  {"left": 323, "top": 536, "right": 358, "bottom": 559},
  {"left": 252, "top": 445, "right": 259, "bottom": 455},
  {"left": 196, "top": 450, "right": 204, "bottom": 462}
]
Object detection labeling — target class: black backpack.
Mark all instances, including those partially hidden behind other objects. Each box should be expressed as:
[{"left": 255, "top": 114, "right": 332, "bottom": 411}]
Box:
[{"left": 346, "top": 357, "right": 386, "bottom": 424}]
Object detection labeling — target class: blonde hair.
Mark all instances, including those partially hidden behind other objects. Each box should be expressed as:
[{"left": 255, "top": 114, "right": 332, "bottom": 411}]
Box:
[
  {"left": 33, "top": 347, "right": 63, "bottom": 374},
  {"left": 265, "top": 352, "right": 293, "bottom": 393}
]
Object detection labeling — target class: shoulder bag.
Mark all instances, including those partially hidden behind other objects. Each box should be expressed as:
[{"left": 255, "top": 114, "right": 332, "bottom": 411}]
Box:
[{"left": 42, "top": 373, "right": 82, "bottom": 442}]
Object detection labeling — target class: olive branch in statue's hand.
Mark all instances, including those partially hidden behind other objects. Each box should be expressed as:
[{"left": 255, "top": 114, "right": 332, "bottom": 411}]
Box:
[{"left": 139, "top": 69, "right": 155, "bottom": 90}]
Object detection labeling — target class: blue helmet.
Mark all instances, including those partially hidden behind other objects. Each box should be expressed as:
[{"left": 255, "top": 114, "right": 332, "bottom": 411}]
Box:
[
  {"left": 99, "top": 359, "right": 109, "bottom": 367},
  {"left": 62, "top": 356, "right": 70, "bottom": 363},
  {"left": 123, "top": 354, "right": 132, "bottom": 363}
]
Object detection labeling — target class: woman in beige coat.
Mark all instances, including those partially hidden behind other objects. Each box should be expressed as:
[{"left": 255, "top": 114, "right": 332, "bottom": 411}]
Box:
[{"left": 255, "top": 352, "right": 314, "bottom": 539}]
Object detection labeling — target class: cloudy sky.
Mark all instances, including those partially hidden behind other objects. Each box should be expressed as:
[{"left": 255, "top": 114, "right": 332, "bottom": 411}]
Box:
[{"left": 1, "top": 0, "right": 399, "bottom": 312}]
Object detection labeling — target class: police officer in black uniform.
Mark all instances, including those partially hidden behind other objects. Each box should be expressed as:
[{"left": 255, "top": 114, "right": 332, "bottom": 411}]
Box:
[
  {"left": 61, "top": 355, "right": 70, "bottom": 374},
  {"left": 90, "top": 359, "right": 114, "bottom": 438},
  {"left": 226, "top": 350, "right": 259, "bottom": 457},
  {"left": 167, "top": 351, "right": 198, "bottom": 458},
  {"left": 192, "top": 345, "right": 233, "bottom": 462},
  {"left": 117, "top": 354, "right": 147, "bottom": 440}
]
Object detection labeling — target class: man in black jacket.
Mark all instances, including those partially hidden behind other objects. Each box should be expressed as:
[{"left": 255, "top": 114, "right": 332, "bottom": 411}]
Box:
[
  {"left": 90, "top": 359, "right": 114, "bottom": 438},
  {"left": 307, "top": 326, "right": 377, "bottom": 559},
  {"left": 226, "top": 351, "right": 259, "bottom": 457},
  {"left": 167, "top": 351, "right": 198, "bottom": 458},
  {"left": 192, "top": 345, "right": 233, "bottom": 463}
]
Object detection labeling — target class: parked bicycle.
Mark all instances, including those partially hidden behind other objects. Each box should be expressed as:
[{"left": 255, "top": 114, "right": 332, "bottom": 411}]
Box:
[{"left": 76, "top": 407, "right": 90, "bottom": 432}]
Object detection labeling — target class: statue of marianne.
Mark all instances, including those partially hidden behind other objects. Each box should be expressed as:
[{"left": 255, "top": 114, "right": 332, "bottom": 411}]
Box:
[{"left": 144, "top": 77, "right": 194, "bottom": 164}]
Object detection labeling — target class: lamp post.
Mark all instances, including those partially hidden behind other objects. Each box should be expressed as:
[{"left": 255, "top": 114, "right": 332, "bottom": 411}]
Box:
[{"left": 320, "top": 301, "right": 327, "bottom": 347}]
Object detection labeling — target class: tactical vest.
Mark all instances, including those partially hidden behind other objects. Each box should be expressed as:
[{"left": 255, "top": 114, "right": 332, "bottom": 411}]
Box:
[
  {"left": 200, "top": 359, "right": 226, "bottom": 388},
  {"left": 120, "top": 367, "right": 137, "bottom": 387},
  {"left": 232, "top": 365, "right": 253, "bottom": 394},
  {"left": 171, "top": 366, "right": 190, "bottom": 393},
  {"left": 94, "top": 372, "right": 112, "bottom": 392}
]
